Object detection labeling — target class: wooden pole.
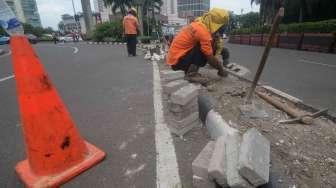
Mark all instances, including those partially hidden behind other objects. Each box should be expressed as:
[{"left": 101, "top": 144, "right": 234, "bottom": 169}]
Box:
[{"left": 246, "top": 7, "right": 285, "bottom": 104}]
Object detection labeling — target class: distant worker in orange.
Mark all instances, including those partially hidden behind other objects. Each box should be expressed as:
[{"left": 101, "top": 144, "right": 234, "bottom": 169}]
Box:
[
  {"left": 123, "top": 8, "right": 140, "bottom": 56},
  {"left": 167, "top": 8, "right": 230, "bottom": 83}
]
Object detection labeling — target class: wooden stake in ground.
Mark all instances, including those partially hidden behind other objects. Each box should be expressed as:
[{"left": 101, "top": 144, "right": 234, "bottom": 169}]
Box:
[{"left": 245, "top": 7, "right": 285, "bottom": 104}]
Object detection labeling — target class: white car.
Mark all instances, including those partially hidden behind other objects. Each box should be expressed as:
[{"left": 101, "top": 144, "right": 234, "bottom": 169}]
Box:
[{"left": 59, "top": 34, "right": 82, "bottom": 42}]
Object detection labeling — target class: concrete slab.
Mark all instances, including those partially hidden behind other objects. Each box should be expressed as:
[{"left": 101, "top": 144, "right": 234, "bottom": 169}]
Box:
[
  {"left": 205, "top": 110, "right": 238, "bottom": 139},
  {"left": 208, "top": 136, "right": 228, "bottom": 187},
  {"left": 239, "top": 128, "right": 270, "bottom": 187}
]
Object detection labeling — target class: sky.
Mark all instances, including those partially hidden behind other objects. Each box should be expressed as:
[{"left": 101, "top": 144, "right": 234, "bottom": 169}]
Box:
[{"left": 36, "top": 0, "right": 259, "bottom": 29}]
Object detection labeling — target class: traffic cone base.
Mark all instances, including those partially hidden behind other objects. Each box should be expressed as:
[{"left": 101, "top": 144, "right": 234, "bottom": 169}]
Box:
[{"left": 15, "top": 141, "right": 106, "bottom": 188}]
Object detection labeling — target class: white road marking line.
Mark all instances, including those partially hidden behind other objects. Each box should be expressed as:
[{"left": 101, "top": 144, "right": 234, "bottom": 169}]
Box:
[
  {"left": 153, "top": 62, "right": 181, "bottom": 188},
  {"left": 0, "top": 75, "right": 14, "bottom": 82},
  {"left": 56, "top": 45, "right": 79, "bottom": 54},
  {"left": 0, "top": 50, "right": 12, "bottom": 58},
  {"left": 299, "top": 59, "right": 336, "bottom": 68}
]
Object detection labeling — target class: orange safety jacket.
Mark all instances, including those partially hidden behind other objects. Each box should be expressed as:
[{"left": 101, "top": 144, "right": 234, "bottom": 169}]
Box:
[
  {"left": 123, "top": 14, "right": 139, "bottom": 35},
  {"left": 167, "top": 21, "right": 213, "bottom": 65}
]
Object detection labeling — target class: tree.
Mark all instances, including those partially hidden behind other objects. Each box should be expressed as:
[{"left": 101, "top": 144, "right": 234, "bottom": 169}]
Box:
[
  {"left": 251, "top": 0, "right": 283, "bottom": 25},
  {"left": 140, "top": 0, "right": 162, "bottom": 36},
  {"left": 81, "top": 0, "right": 94, "bottom": 38},
  {"left": 237, "top": 12, "right": 260, "bottom": 28},
  {"left": 104, "top": 0, "right": 133, "bottom": 16}
]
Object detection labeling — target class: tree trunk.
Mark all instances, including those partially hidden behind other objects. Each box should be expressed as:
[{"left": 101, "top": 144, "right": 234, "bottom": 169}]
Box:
[
  {"left": 81, "top": 0, "right": 93, "bottom": 38},
  {"left": 137, "top": 5, "right": 144, "bottom": 36},
  {"left": 299, "top": 0, "right": 307, "bottom": 22}
]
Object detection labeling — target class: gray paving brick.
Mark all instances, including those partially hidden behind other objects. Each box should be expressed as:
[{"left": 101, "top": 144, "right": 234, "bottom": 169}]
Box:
[
  {"left": 226, "top": 132, "right": 253, "bottom": 188},
  {"left": 168, "top": 112, "right": 200, "bottom": 136},
  {"left": 168, "top": 97, "right": 198, "bottom": 113},
  {"left": 170, "top": 84, "right": 199, "bottom": 106},
  {"left": 192, "top": 141, "right": 215, "bottom": 178},
  {"left": 208, "top": 136, "right": 228, "bottom": 187},
  {"left": 193, "top": 175, "right": 216, "bottom": 188},
  {"left": 163, "top": 80, "right": 189, "bottom": 95}
]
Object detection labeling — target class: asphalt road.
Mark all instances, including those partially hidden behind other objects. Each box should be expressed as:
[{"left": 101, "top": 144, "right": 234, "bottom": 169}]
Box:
[
  {"left": 0, "top": 43, "right": 156, "bottom": 187},
  {"left": 227, "top": 43, "right": 336, "bottom": 115}
]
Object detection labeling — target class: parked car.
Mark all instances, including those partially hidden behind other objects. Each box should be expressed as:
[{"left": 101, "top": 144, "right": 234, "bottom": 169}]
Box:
[
  {"left": 59, "top": 34, "right": 73, "bottom": 42},
  {"left": 26, "top": 34, "right": 38, "bottom": 44},
  {"left": 0, "top": 36, "right": 10, "bottom": 45},
  {"left": 59, "top": 34, "right": 82, "bottom": 43}
]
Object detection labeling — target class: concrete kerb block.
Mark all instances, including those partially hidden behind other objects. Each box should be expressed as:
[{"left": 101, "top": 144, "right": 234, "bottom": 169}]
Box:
[
  {"left": 192, "top": 141, "right": 215, "bottom": 178},
  {"left": 193, "top": 175, "right": 216, "bottom": 188},
  {"left": 239, "top": 128, "right": 270, "bottom": 187},
  {"left": 161, "top": 70, "right": 184, "bottom": 83},
  {"left": 226, "top": 132, "right": 253, "bottom": 188},
  {"left": 171, "top": 84, "right": 199, "bottom": 106},
  {"left": 205, "top": 110, "right": 238, "bottom": 140},
  {"left": 262, "top": 85, "right": 303, "bottom": 104},
  {"left": 208, "top": 136, "right": 228, "bottom": 187}
]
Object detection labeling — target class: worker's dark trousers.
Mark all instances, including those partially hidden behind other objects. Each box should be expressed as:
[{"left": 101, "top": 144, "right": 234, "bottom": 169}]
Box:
[
  {"left": 126, "top": 34, "right": 137, "bottom": 56},
  {"left": 172, "top": 43, "right": 207, "bottom": 73}
]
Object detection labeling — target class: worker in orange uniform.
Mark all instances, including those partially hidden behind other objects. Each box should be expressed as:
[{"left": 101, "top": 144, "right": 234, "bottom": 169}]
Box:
[
  {"left": 166, "top": 8, "right": 229, "bottom": 83},
  {"left": 123, "top": 8, "right": 140, "bottom": 56}
]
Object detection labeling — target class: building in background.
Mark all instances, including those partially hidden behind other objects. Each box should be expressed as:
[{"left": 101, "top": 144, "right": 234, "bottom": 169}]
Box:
[
  {"left": 58, "top": 14, "right": 79, "bottom": 34},
  {"left": 161, "top": 0, "right": 187, "bottom": 25},
  {"left": 21, "top": 0, "right": 42, "bottom": 27},
  {"left": 93, "top": 0, "right": 113, "bottom": 22},
  {"left": 177, "top": 0, "right": 210, "bottom": 19},
  {"left": 58, "top": 13, "right": 97, "bottom": 35},
  {"left": 5, "top": 0, "right": 26, "bottom": 22}
]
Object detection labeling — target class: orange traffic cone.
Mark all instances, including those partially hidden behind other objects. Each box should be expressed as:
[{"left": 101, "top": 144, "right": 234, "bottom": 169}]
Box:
[{"left": 11, "top": 36, "right": 106, "bottom": 187}]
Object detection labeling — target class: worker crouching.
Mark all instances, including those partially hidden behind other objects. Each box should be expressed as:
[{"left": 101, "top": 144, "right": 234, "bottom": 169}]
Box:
[{"left": 166, "top": 8, "right": 230, "bottom": 84}]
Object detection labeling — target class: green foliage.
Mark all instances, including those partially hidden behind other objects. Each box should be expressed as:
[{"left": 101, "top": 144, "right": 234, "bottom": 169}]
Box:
[
  {"left": 237, "top": 12, "right": 260, "bottom": 28},
  {"left": 0, "top": 27, "right": 5, "bottom": 36},
  {"left": 103, "top": 0, "right": 132, "bottom": 16},
  {"left": 22, "top": 23, "right": 54, "bottom": 37},
  {"left": 39, "top": 34, "right": 53, "bottom": 41},
  {"left": 231, "top": 19, "right": 336, "bottom": 34},
  {"left": 92, "top": 21, "right": 124, "bottom": 42}
]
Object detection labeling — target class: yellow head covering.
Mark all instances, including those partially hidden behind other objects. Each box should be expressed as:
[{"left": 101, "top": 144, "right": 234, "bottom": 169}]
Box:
[{"left": 195, "top": 8, "right": 229, "bottom": 33}]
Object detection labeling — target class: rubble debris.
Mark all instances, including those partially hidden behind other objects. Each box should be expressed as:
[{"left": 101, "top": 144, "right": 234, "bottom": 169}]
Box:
[{"left": 161, "top": 70, "right": 185, "bottom": 83}]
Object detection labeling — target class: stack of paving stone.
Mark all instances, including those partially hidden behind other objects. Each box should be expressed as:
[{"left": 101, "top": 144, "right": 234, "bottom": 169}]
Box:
[
  {"left": 161, "top": 70, "right": 200, "bottom": 136},
  {"left": 192, "top": 128, "right": 270, "bottom": 188}
]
